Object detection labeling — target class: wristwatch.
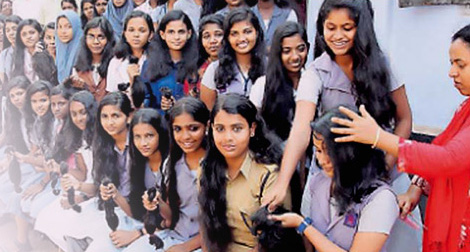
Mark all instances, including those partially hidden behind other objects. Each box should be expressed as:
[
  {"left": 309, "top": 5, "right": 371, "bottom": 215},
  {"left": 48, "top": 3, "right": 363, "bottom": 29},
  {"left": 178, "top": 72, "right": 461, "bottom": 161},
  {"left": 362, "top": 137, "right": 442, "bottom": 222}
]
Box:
[{"left": 296, "top": 217, "right": 312, "bottom": 235}]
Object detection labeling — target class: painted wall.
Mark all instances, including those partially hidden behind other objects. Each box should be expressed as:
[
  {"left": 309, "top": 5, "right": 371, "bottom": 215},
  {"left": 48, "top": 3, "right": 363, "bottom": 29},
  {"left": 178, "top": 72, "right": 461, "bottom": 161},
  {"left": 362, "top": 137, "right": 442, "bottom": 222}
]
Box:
[{"left": 307, "top": 0, "right": 470, "bottom": 130}]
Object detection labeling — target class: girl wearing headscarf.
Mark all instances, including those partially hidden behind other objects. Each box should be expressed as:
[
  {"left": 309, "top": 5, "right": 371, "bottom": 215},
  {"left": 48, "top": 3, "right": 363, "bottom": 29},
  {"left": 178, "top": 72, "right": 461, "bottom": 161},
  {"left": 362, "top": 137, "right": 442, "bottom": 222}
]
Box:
[
  {"left": 56, "top": 10, "right": 83, "bottom": 84},
  {"left": 104, "top": 0, "right": 134, "bottom": 40}
]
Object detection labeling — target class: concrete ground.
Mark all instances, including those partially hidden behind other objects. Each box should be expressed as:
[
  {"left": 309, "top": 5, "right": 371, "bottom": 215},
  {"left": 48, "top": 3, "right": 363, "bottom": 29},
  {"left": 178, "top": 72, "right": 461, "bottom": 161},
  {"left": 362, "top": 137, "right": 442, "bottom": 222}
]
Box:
[{"left": 0, "top": 215, "right": 60, "bottom": 252}]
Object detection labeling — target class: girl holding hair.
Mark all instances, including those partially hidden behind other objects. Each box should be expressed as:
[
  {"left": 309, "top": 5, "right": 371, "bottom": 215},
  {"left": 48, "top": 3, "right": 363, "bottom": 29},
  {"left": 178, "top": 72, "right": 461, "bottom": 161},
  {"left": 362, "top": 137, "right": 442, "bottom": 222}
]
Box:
[
  {"left": 144, "top": 10, "right": 198, "bottom": 111},
  {"left": 74, "top": 17, "right": 116, "bottom": 102},
  {"left": 250, "top": 21, "right": 308, "bottom": 142},
  {"left": 0, "top": 15, "right": 20, "bottom": 83},
  {"left": 11, "top": 19, "right": 42, "bottom": 82},
  {"left": 271, "top": 108, "right": 399, "bottom": 252},
  {"left": 42, "top": 22, "right": 56, "bottom": 61},
  {"left": 104, "top": 0, "right": 134, "bottom": 40},
  {"left": 56, "top": 10, "right": 84, "bottom": 83},
  {"left": 35, "top": 90, "right": 97, "bottom": 251},
  {"left": 201, "top": 8, "right": 265, "bottom": 110},
  {"left": 264, "top": 1, "right": 417, "bottom": 246},
  {"left": 106, "top": 10, "right": 153, "bottom": 108},
  {"left": 330, "top": 23, "right": 470, "bottom": 252},
  {"left": 199, "top": 93, "right": 290, "bottom": 252},
  {"left": 81, "top": 0, "right": 98, "bottom": 29},
  {"left": 192, "top": 14, "right": 224, "bottom": 97},
  {"left": 137, "top": 97, "right": 207, "bottom": 251}
]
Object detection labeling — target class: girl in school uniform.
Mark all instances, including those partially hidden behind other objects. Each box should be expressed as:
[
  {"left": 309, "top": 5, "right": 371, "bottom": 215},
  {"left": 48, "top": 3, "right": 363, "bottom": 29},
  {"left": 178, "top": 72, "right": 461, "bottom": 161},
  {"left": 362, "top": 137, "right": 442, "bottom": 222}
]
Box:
[
  {"left": 11, "top": 19, "right": 42, "bottom": 82},
  {"left": 0, "top": 15, "right": 20, "bottom": 83}
]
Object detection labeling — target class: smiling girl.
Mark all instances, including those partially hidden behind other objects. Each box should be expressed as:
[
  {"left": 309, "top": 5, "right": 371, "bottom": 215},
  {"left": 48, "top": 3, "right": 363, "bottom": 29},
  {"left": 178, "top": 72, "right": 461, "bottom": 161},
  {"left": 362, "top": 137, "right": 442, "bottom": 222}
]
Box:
[
  {"left": 56, "top": 10, "right": 83, "bottom": 83},
  {"left": 11, "top": 19, "right": 42, "bottom": 82},
  {"left": 201, "top": 8, "right": 265, "bottom": 110}
]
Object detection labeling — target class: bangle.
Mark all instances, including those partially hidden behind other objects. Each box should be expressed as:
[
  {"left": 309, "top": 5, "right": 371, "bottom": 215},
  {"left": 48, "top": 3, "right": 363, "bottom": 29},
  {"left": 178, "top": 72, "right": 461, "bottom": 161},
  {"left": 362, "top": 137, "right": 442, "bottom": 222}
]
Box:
[
  {"left": 296, "top": 217, "right": 312, "bottom": 235},
  {"left": 371, "top": 127, "right": 381, "bottom": 149}
]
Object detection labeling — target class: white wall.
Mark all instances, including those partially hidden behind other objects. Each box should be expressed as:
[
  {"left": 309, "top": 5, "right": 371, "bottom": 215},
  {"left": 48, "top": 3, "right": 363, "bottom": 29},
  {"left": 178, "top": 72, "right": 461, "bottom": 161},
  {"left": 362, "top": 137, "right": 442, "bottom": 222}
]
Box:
[{"left": 307, "top": 0, "right": 470, "bottom": 129}]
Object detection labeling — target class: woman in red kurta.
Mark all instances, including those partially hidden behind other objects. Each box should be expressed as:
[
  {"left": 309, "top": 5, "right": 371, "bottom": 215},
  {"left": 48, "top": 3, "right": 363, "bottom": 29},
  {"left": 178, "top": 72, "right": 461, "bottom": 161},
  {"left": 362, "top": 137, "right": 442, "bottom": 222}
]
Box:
[{"left": 329, "top": 24, "right": 470, "bottom": 252}]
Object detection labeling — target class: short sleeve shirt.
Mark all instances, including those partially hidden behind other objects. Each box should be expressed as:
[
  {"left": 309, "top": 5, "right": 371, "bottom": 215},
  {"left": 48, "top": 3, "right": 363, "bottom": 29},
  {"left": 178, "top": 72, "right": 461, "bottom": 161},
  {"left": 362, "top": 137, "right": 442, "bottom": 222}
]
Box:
[{"left": 201, "top": 60, "right": 253, "bottom": 96}]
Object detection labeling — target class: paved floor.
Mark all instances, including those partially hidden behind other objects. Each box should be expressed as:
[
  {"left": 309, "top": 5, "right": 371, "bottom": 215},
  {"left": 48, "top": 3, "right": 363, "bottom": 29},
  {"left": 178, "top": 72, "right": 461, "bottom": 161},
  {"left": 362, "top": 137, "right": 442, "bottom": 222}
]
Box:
[{"left": 0, "top": 215, "right": 60, "bottom": 252}]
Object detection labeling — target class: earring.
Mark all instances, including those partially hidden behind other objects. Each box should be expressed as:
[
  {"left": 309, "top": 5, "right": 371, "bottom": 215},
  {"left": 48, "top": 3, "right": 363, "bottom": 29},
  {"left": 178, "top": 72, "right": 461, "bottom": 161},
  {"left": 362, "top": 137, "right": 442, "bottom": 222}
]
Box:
[{"left": 250, "top": 132, "right": 254, "bottom": 137}]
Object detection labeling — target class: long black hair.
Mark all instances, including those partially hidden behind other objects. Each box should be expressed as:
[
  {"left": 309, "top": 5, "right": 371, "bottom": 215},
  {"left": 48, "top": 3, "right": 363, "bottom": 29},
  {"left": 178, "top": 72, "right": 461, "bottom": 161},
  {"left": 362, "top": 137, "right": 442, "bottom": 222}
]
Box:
[
  {"left": 114, "top": 10, "right": 153, "bottom": 60},
  {"left": 146, "top": 10, "right": 198, "bottom": 84},
  {"left": 261, "top": 22, "right": 308, "bottom": 141},
  {"left": 53, "top": 90, "right": 96, "bottom": 162},
  {"left": 80, "top": 0, "right": 98, "bottom": 29},
  {"left": 3, "top": 76, "right": 30, "bottom": 153},
  {"left": 75, "top": 17, "right": 115, "bottom": 78},
  {"left": 2, "top": 15, "right": 21, "bottom": 50},
  {"left": 199, "top": 93, "right": 282, "bottom": 251},
  {"left": 12, "top": 19, "right": 42, "bottom": 78},
  {"left": 197, "top": 14, "right": 224, "bottom": 68},
  {"left": 314, "top": 0, "right": 396, "bottom": 128},
  {"left": 311, "top": 107, "right": 387, "bottom": 214},
  {"left": 92, "top": 92, "right": 133, "bottom": 187},
  {"left": 32, "top": 52, "right": 58, "bottom": 86},
  {"left": 166, "top": 97, "right": 209, "bottom": 228},
  {"left": 128, "top": 108, "right": 169, "bottom": 220},
  {"left": 215, "top": 8, "right": 265, "bottom": 91},
  {"left": 23, "top": 80, "right": 55, "bottom": 154}
]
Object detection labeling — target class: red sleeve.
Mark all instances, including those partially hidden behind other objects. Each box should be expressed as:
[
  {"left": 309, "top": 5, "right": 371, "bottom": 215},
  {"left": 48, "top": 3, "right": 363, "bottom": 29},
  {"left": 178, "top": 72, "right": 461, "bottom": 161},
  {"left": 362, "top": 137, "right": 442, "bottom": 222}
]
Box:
[{"left": 397, "top": 124, "right": 470, "bottom": 180}]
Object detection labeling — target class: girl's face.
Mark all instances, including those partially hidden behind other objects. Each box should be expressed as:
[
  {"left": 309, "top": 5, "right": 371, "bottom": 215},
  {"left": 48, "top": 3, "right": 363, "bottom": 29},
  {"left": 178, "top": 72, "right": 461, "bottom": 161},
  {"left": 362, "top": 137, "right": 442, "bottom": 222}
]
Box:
[
  {"left": 449, "top": 38, "right": 470, "bottom": 96},
  {"left": 212, "top": 110, "right": 255, "bottom": 161},
  {"left": 86, "top": 27, "right": 108, "bottom": 55},
  {"left": 323, "top": 8, "right": 356, "bottom": 56},
  {"left": 124, "top": 17, "right": 152, "bottom": 51},
  {"left": 160, "top": 20, "right": 191, "bottom": 52},
  {"left": 281, "top": 34, "right": 308, "bottom": 74},
  {"left": 83, "top": 2, "right": 95, "bottom": 20},
  {"left": 172, "top": 112, "right": 205, "bottom": 154},
  {"left": 31, "top": 91, "right": 51, "bottom": 117},
  {"left": 44, "top": 28, "right": 56, "bottom": 55},
  {"left": 1, "top": 1, "right": 12, "bottom": 16},
  {"left": 225, "top": 0, "right": 243, "bottom": 8},
  {"left": 113, "top": 0, "right": 126, "bottom": 8},
  {"left": 9, "top": 87, "right": 26, "bottom": 109},
  {"left": 228, "top": 20, "right": 257, "bottom": 55},
  {"left": 5, "top": 21, "right": 18, "bottom": 45},
  {"left": 57, "top": 17, "right": 74, "bottom": 44},
  {"left": 133, "top": 122, "right": 160, "bottom": 157},
  {"left": 95, "top": 0, "right": 108, "bottom": 15},
  {"left": 51, "top": 94, "right": 69, "bottom": 120},
  {"left": 133, "top": 0, "right": 145, "bottom": 6},
  {"left": 201, "top": 23, "right": 223, "bottom": 60},
  {"left": 312, "top": 132, "right": 334, "bottom": 178},
  {"left": 70, "top": 101, "right": 88, "bottom": 131},
  {"left": 20, "top": 25, "right": 40, "bottom": 49},
  {"left": 100, "top": 104, "right": 127, "bottom": 137},
  {"left": 62, "top": 1, "right": 77, "bottom": 12}
]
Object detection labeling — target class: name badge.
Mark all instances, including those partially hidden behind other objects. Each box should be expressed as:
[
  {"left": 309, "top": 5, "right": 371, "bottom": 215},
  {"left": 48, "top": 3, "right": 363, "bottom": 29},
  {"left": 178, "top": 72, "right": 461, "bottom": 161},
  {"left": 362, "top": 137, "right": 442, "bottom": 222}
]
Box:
[{"left": 343, "top": 211, "right": 358, "bottom": 228}]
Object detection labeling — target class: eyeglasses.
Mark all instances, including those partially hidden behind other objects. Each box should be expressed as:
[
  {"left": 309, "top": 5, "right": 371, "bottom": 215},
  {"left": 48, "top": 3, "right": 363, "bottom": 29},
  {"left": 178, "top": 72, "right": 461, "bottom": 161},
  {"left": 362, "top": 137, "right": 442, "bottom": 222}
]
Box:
[{"left": 86, "top": 34, "right": 106, "bottom": 42}]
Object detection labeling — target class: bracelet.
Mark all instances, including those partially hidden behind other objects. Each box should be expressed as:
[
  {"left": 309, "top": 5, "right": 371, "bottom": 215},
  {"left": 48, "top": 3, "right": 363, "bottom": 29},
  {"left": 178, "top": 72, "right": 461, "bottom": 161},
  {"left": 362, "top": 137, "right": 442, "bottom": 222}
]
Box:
[
  {"left": 371, "top": 127, "right": 381, "bottom": 149},
  {"left": 296, "top": 217, "right": 312, "bottom": 235}
]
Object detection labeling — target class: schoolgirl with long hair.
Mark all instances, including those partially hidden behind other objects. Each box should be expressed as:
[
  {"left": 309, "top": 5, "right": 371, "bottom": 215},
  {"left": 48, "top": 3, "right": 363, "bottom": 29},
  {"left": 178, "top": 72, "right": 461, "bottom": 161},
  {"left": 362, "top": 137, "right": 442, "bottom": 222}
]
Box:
[
  {"left": 56, "top": 10, "right": 84, "bottom": 83},
  {"left": 104, "top": 0, "right": 134, "bottom": 40},
  {"left": 81, "top": 0, "right": 98, "bottom": 29},
  {"left": 0, "top": 15, "right": 20, "bottom": 83},
  {"left": 199, "top": 93, "right": 289, "bottom": 252},
  {"left": 250, "top": 21, "right": 308, "bottom": 141},
  {"left": 144, "top": 10, "right": 198, "bottom": 111},
  {"left": 263, "top": 1, "right": 418, "bottom": 251},
  {"left": 74, "top": 17, "right": 116, "bottom": 102},
  {"left": 11, "top": 19, "right": 42, "bottom": 82},
  {"left": 137, "top": 97, "right": 208, "bottom": 251},
  {"left": 271, "top": 108, "right": 398, "bottom": 252},
  {"left": 95, "top": 0, "right": 108, "bottom": 16},
  {"left": 106, "top": 10, "right": 154, "bottom": 108},
  {"left": 191, "top": 14, "right": 224, "bottom": 97},
  {"left": 35, "top": 90, "right": 97, "bottom": 251},
  {"left": 201, "top": 8, "right": 265, "bottom": 110}
]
